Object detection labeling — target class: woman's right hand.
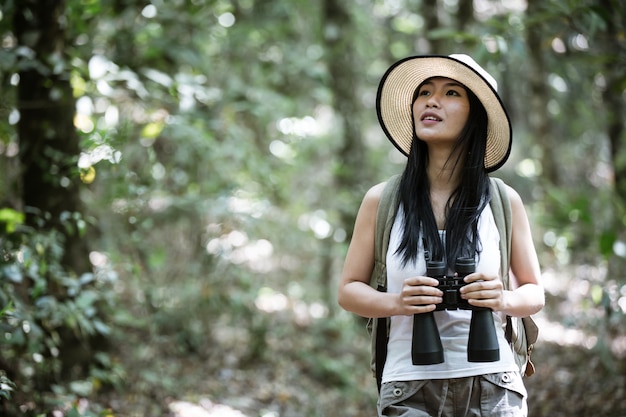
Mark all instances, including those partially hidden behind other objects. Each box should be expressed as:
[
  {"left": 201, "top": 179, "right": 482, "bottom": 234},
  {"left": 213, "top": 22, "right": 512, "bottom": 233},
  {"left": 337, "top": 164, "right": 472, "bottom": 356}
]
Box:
[{"left": 397, "top": 276, "right": 443, "bottom": 316}]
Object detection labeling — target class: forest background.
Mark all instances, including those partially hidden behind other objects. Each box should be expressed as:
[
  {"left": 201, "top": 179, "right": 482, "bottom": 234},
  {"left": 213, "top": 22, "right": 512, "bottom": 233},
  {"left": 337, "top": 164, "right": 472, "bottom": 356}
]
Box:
[{"left": 1, "top": 0, "right": 626, "bottom": 416}]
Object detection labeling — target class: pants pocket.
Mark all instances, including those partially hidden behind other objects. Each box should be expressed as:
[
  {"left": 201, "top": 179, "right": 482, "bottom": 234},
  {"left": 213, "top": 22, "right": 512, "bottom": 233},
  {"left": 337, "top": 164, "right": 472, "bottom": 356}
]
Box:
[
  {"left": 479, "top": 372, "right": 528, "bottom": 417},
  {"left": 378, "top": 380, "right": 429, "bottom": 417}
]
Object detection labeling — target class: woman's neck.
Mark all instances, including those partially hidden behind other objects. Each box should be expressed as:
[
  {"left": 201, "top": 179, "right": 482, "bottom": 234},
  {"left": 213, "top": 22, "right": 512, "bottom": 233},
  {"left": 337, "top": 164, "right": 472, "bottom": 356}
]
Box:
[
  {"left": 427, "top": 163, "right": 460, "bottom": 192},
  {"left": 426, "top": 143, "right": 463, "bottom": 192}
]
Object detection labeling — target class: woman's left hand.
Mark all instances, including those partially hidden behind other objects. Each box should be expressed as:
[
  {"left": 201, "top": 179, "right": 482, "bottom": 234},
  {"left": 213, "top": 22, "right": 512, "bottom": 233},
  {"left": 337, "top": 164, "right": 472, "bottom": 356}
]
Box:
[{"left": 459, "top": 273, "right": 504, "bottom": 311}]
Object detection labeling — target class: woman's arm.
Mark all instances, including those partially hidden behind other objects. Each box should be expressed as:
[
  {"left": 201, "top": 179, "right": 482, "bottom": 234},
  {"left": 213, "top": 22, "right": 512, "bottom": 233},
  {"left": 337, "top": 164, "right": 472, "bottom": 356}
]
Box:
[
  {"left": 502, "top": 185, "right": 545, "bottom": 317},
  {"left": 338, "top": 182, "right": 443, "bottom": 318}
]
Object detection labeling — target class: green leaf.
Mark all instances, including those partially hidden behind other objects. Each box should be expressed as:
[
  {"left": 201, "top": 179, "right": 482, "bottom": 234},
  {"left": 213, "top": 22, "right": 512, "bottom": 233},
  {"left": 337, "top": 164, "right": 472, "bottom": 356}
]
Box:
[
  {"left": 599, "top": 231, "right": 616, "bottom": 258},
  {"left": 2, "top": 265, "right": 23, "bottom": 284},
  {"left": 0, "top": 208, "right": 24, "bottom": 233}
]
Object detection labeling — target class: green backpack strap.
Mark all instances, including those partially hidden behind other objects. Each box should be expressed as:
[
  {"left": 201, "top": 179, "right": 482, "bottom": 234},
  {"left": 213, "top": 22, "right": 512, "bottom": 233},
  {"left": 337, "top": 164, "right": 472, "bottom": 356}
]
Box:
[
  {"left": 373, "top": 174, "right": 402, "bottom": 291},
  {"left": 489, "top": 177, "right": 539, "bottom": 377},
  {"left": 488, "top": 177, "right": 512, "bottom": 291},
  {"left": 370, "top": 174, "right": 402, "bottom": 390}
]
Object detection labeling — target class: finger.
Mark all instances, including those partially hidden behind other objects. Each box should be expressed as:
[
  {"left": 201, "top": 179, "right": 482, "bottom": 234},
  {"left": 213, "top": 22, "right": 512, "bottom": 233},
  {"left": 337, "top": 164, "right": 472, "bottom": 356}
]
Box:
[
  {"left": 407, "top": 276, "right": 440, "bottom": 287},
  {"left": 463, "top": 272, "right": 495, "bottom": 283},
  {"left": 462, "top": 289, "right": 491, "bottom": 300},
  {"left": 413, "top": 295, "right": 443, "bottom": 306},
  {"left": 403, "top": 294, "right": 443, "bottom": 306},
  {"left": 461, "top": 280, "right": 501, "bottom": 294},
  {"left": 406, "top": 303, "right": 438, "bottom": 315},
  {"left": 467, "top": 297, "right": 502, "bottom": 311},
  {"left": 459, "top": 281, "right": 484, "bottom": 295},
  {"left": 463, "top": 289, "right": 503, "bottom": 309},
  {"left": 403, "top": 284, "right": 443, "bottom": 297}
]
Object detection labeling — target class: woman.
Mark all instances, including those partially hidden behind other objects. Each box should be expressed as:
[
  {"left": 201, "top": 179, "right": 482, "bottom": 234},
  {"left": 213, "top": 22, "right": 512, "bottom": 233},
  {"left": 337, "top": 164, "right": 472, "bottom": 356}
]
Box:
[{"left": 338, "top": 54, "right": 544, "bottom": 416}]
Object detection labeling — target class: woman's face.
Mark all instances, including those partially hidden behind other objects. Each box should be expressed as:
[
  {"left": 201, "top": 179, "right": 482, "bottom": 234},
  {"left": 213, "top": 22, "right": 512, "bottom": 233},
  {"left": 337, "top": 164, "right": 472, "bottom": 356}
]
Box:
[{"left": 412, "top": 77, "right": 470, "bottom": 144}]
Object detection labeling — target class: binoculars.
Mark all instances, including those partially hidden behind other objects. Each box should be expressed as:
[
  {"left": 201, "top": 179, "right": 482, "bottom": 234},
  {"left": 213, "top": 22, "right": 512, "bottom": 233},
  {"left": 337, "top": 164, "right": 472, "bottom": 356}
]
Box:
[{"left": 411, "top": 257, "right": 500, "bottom": 365}]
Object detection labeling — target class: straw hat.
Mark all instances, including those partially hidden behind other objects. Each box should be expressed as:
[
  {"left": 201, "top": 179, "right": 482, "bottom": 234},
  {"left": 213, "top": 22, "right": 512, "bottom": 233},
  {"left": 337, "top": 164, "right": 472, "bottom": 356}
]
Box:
[{"left": 376, "top": 54, "right": 512, "bottom": 172}]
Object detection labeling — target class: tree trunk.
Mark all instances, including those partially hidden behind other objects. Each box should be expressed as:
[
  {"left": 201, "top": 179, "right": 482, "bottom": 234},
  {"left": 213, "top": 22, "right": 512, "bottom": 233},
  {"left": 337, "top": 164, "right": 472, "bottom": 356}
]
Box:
[
  {"left": 322, "top": 0, "right": 366, "bottom": 312},
  {"left": 14, "top": 0, "right": 90, "bottom": 275},
  {"left": 423, "top": 0, "right": 442, "bottom": 53},
  {"left": 323, "top": 0, "right": 366, "bottom": 236},
  {"left": 598, "top": 0, "right": 626, "bottom": 309},
  {"left": 14, "top": 0, "right": 95, "bottom": 380},
  {"left": 525, "top": 0, "right": 559, "bottom": 186},
  {"left": 456, "top": 0, "right": 473, "bottom": 32},
  {"left": 599, "top": 0, "right": 626, "bottom": 204}
]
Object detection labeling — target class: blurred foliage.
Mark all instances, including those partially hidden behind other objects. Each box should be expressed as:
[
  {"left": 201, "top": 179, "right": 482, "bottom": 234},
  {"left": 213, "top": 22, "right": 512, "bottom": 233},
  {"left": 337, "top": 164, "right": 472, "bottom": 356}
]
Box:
[
  {"left": 0, "top": 0, "right": 626, "bottom": 415},
  {"left": 0, "top": 214, "right": 121, "bottom": 415},
  {"left": 0, "top": 302, "right": 16, "bottom": 401}
]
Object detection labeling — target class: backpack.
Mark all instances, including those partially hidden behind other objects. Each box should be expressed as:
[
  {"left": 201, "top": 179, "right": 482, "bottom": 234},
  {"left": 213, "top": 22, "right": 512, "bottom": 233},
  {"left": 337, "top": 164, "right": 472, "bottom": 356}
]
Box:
[{"left": 369, "top": 175, "right": 538, "bottom": 390}]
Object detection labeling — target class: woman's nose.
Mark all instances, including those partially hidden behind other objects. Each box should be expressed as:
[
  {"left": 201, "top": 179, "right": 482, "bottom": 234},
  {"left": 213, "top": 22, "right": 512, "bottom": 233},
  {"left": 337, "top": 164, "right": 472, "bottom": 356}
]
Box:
[{"left": 426, "top": 95, "right": 440, "bottom": 108}]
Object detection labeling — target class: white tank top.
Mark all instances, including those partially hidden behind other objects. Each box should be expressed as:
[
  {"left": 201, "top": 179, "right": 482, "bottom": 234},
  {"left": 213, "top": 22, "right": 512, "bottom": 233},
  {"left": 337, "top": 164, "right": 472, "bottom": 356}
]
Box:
[{"left": 383, "top": 204, "right": 518, "bottom": 383}]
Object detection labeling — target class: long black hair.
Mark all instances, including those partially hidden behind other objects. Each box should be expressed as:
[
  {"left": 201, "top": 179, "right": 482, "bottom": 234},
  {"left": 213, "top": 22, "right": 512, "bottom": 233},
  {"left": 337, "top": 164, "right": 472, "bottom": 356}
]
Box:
[{"left": 396, "top": 82, "right": 491, "bottom": 269}]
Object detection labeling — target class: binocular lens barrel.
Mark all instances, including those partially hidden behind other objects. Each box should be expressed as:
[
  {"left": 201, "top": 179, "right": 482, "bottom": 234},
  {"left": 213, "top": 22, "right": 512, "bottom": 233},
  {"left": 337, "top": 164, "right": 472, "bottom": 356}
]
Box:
[
  {"left": 455, "top": 258, "right": 500, "bottom": 363},
  {"left": 411, "top": 312, "right": 444, "bottom": 365},
  {"left": 411, "top": 258, "right": 500, "bottom": 366},
  {"left": 411, "top": 261, "right": 446, "bottom": 365},
  {"left": 468, "top": 309, "right": 500, "bottom": 362}
]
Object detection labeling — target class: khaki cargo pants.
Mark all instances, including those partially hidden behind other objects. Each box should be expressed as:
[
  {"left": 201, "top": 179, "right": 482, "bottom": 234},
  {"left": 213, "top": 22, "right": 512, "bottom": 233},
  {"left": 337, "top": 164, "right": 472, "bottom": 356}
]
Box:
[{"left": 378, "top": 371, "right": 527, "bottom": 417}]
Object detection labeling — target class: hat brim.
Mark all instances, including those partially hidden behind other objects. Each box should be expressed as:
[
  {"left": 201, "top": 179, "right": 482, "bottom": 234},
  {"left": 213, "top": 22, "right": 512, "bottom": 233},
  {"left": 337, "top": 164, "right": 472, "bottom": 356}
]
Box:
[{"left": 376, "top": 55, "right": 512, "bottom": 172}]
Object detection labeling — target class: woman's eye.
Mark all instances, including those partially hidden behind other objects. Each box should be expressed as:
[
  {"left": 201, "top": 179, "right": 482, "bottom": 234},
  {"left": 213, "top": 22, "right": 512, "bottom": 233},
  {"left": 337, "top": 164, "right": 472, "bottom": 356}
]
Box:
[
  {"left": 418, "top": 90, "right": 430, "bottom": 96},
  {"left": 447, "top": 90, "right": 461, "bottom": 96}
]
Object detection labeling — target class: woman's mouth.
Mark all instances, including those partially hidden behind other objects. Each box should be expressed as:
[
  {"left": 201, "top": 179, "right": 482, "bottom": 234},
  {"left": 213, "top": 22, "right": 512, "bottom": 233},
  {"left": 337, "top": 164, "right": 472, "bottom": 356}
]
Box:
[{"left": 421, "top": 112, "right": 442, "bottom": 122}]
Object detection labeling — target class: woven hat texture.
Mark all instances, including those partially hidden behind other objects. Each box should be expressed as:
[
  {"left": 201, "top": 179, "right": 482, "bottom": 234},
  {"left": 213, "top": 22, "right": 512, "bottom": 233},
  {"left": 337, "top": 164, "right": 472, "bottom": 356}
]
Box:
[{"left": 376, "top": 54, "right": 511, "bottom": 172}]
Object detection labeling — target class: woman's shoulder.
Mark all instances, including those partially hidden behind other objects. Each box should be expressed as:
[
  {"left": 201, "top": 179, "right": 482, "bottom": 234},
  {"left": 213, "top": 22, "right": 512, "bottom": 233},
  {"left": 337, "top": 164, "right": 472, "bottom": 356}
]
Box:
[
  {"left": 491, "top": 177, "right": 523, "bottom": 208},
  {"left": 366, "top": 174, "right": 403, "bottom": 200},
  {"left": 358, "top": 181, "right": 391, "bottom": 216},
  {"left": 365, "top": 181, "right": 387, "bottom": 199},
  {"left": 502, "top": 182, "right": 524, "bottom": 208},
  {"left": 495, "top": 181, "right": 527, "bottom": 222}
]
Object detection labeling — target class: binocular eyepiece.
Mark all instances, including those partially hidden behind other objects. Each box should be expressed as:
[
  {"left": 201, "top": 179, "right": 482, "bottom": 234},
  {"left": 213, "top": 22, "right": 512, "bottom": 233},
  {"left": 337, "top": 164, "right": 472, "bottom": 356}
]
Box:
[{"left": 411, "top": 257, "right": 500, "bottom": 365}]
